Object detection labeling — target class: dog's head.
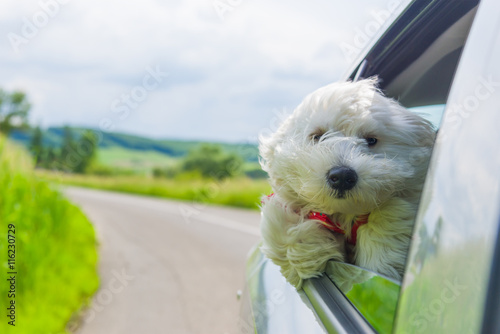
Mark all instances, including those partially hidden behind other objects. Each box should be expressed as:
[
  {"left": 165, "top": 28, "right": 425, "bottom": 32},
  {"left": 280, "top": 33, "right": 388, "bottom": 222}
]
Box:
[{"left": 260, "top": 78, "right": 436, "bottom": 215}]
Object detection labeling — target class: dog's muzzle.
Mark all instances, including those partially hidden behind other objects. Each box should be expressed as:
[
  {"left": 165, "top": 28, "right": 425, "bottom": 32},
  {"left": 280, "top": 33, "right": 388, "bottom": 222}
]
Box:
[{"left": 327, "top": 166, "right": 358, "bottom": 192}]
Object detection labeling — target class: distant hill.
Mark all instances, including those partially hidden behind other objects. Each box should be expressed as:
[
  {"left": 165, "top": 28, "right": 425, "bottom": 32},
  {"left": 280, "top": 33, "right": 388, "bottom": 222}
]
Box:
[{"left": 10, "top": 127, "right": 260, "bottom": 162}]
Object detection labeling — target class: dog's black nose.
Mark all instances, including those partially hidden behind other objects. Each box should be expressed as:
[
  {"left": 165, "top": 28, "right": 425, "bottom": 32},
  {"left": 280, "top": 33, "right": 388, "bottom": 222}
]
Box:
[{"left": 327, "top": 166, "right": 358, "bottom": 191}]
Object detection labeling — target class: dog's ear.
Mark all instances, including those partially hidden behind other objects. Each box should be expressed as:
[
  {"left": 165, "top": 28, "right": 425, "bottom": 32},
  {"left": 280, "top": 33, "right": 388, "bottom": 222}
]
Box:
[
  {"left": 364, "top": 78, "right": 436, "bottom": 148},
  {"left": 378, "top": 96, "right": 437, "bottom": 148},
  {"left": 403, "top": 110, "right": 437, "bottom": 147}
]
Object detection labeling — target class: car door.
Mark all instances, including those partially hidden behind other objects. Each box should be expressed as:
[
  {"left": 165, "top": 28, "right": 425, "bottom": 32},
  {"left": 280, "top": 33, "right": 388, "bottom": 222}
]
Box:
[
  {"left": 392, "top": 0, "right": 500, "bottom": 332},
  {"left": 241, "top": 0, "right": 500, "bottom": 333}
]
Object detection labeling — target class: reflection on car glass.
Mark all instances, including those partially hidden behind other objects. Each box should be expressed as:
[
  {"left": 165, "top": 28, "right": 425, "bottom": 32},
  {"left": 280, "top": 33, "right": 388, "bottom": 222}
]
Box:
[{"left": 326, "top": 261, "right": 400, "bottom": 334}]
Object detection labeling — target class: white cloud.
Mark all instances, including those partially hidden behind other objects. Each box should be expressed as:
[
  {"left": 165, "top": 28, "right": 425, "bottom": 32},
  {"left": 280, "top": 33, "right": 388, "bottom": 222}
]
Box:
[{"left": 0, "top": 0, "right": 402, "bottom": 142}]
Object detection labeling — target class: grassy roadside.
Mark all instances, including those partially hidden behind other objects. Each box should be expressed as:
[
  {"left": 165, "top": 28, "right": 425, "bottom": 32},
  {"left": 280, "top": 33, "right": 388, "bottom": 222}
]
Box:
[
  {"left": 36, "top": 171, "right": 272, "bottom": 210},
  {"left": 0, "top": 136, "right": 99, "bottom": 333}
]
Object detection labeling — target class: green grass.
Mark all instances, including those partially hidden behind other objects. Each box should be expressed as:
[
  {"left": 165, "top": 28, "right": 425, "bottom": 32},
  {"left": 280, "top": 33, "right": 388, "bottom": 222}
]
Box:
[
  {"left": 0, "top": 136, "right": 99, "bottom": 333},
  {"left": 36, "top": 171, "right": 272, "bottom": 210},
  {"left": 97, "top": 147, "right": 178, "bottom": 172}
]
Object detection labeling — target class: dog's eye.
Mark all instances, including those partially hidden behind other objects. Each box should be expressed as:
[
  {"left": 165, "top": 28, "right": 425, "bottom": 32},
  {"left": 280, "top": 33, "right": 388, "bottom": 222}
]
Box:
[
  {"left": 365, "top": 137, "right": 378, "bottom": 146},
  {"left": 311, "top": 133, "right": 323, "bottom": 142}
]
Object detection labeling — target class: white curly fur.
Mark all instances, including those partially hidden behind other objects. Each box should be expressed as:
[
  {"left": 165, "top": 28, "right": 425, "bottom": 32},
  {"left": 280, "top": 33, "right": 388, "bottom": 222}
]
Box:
[{"left": 259, "top": 78, "right": 435, "bottom": 289}]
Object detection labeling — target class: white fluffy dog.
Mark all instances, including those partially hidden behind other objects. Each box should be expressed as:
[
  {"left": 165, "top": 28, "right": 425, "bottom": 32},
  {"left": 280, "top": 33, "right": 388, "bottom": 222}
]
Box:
[{"left": 259, "top": 78, "right": 435, "bottom": 289}]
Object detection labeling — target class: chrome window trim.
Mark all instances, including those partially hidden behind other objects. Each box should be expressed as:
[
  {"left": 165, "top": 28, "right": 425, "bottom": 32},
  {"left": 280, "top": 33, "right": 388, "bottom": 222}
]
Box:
[
  {"left": 302, "top": 276, "right": 376, "bottom": 334},
  {"left": 352, "top": 60, "right": 367, "bottom": 82}
]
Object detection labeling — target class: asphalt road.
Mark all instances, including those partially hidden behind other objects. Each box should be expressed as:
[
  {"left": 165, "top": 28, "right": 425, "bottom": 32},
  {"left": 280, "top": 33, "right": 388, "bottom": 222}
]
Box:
[{"left": 64, "top": 187, "right": 261, "bottom": 334}]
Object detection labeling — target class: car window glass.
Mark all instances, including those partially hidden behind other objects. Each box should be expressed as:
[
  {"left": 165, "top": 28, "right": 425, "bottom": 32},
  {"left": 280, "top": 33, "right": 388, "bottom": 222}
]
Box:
[{"left": 325, "top": 261, "right": 400, "bottom": 333}]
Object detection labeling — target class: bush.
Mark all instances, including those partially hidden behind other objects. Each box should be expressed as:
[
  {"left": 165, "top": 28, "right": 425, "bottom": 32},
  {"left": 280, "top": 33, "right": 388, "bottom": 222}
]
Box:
[
  {"left": 0, "top": 136, "right": 99, "bottom": 333},
  {"left": 152, "top": 165, "right": 181, "bottom": 179},
  {"left": 87, "top": 163, "right": 136, "bottom": 176},
  {"left": 182, "top": 144, "right": 243, "bottom": 180}
]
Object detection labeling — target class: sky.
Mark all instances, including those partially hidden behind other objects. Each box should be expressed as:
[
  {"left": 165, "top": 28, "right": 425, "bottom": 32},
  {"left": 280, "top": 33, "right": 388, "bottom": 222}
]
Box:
[{"left": 0, "top": 0, "right": 408, "bottom": 143}]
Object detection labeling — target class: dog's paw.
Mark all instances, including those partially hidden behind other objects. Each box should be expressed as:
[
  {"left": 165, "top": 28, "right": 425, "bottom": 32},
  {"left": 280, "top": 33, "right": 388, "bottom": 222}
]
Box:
[{"left": 260, "top": 195, "right": 345, "bottom": 289}]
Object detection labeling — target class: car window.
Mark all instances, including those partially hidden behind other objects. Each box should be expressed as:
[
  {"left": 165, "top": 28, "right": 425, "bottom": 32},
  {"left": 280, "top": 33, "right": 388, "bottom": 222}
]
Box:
[
  {"left": 323, "top": 1, "right": 480, "bottom": 333},
  {"left": 325, "top": 262, "right": 400, "bottom": 333}
]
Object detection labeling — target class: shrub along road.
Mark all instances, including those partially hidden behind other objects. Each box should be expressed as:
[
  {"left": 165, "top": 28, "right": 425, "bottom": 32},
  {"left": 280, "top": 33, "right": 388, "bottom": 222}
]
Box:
[{"left": 65, "top": 186, "right": 261, "bottom": 334}]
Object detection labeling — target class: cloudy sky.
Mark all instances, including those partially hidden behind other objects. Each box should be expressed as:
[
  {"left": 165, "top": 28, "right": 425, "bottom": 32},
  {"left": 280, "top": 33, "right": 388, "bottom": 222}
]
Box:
[{"left": 1, "top": 0, "right": 409, "bottom": 143}]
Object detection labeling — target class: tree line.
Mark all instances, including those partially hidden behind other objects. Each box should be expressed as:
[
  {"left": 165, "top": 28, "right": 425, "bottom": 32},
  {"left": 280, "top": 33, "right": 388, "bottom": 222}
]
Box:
[
  {"left": 1, "top": 87, "right": 266, "bottom": 179},
  {"left": 30, "top": 126, "right": 98, "bottom": 173},
  {"left": 1, "top": 88, "right": 97, "bottom": 173}
]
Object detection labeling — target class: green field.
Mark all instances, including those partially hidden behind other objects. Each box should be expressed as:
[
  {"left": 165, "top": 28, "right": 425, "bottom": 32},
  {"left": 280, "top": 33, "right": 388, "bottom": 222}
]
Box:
[
  {"left": 0, "top": 136, "right": 99, "bottom": 333},
  {"left": 37, "top": 171, "right": 272, "bottom": 210},
  {"left": 97, "top": 147, "right": 178, "bottom": 172},
  {"left": 11, "top": 126, "right": 263, "bottom": 177},
  {"left": 96, "top": 147, "right": 264, "bottom": 176}
]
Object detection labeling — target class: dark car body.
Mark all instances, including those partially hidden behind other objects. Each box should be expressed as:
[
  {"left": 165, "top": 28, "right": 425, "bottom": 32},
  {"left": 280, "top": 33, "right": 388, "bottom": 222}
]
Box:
[{"left": 240, "top": 0, "right": 500, "bottom": 333}]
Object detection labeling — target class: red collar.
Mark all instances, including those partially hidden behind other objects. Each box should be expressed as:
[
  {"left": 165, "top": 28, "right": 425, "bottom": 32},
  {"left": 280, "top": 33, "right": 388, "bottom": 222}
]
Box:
[
  {"left": 307, "top": 212, "right": 369, "bottom": 246},
  {"left": 263, "top": 194, "right": 369, "bottom": 246}
]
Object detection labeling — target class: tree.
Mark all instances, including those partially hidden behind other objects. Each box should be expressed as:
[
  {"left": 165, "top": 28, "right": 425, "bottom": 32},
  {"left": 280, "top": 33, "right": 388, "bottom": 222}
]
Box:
[
  {"left": 41, "top": 147, "right": 58, "bottom": 170},
  {"left": 29, "top": 126, "right": 44, "bottom": 167},
  {"left": 73, "top": 130, "right": 98, "bottom": 174},
  {"left": 60, "top": 126, "right": 75, "bottom": 159},
  {"left": 40, "top": 127, "right": 99, "bottom": 173},
  {"left": 182, "top": 144, "right": 243, "bottom": 180},
  {"left": 59, "top": 126, "right": 77, "bottom": 171},
  {"left": 0, "top": 89, "right": 30, "bottom": 135}
]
